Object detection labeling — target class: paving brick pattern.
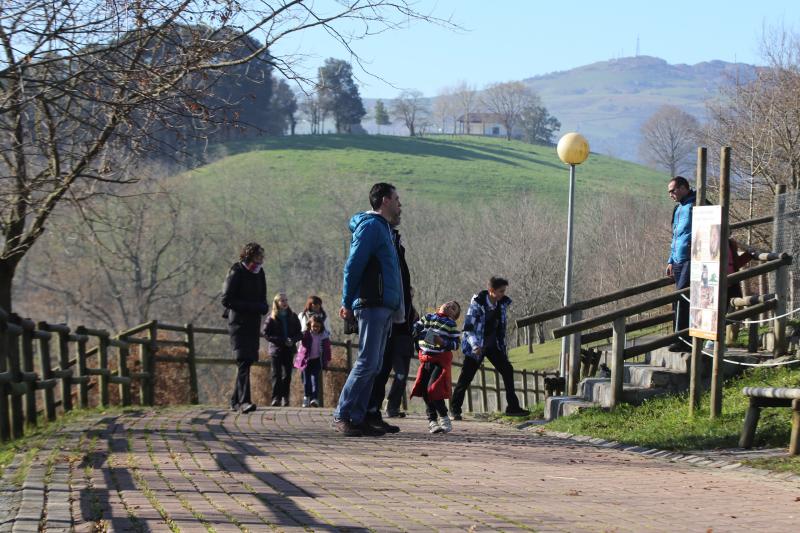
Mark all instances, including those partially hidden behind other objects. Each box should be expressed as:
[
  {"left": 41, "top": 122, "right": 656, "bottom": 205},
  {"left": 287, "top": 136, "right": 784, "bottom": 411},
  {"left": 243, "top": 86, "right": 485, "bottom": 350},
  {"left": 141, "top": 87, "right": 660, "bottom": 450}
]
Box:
[{"left": 2, "top": 407, "right": 799, "bottom": 532}]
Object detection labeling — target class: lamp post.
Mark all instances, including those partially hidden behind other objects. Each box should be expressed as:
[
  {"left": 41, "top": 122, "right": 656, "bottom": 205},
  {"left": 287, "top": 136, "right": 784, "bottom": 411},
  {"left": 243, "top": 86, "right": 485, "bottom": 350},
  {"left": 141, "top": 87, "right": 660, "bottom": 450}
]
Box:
[{"left": 556, "top": 132, "right": 590, "bottom": 390}]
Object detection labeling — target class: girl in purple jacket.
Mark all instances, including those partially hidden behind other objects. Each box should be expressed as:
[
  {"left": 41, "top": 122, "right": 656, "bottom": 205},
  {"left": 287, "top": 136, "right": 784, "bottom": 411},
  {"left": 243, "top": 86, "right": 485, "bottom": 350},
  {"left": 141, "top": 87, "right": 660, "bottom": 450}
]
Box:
[{"left": 294, "top": 315, "right": 332, "bottom": 407}]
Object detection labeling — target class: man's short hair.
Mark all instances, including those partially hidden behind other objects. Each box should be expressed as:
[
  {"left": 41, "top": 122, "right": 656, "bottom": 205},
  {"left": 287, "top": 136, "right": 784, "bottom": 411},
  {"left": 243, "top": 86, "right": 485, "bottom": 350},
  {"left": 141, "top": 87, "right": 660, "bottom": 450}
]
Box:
[
  {"left": 488, "top": 276, "right": 509, "bottom": 290},
  {"left": 369, "top": 182, "right": 396, "bottom": 210},
  {"left": 670, "top": 176, "right": 690, "bottom": 189}
]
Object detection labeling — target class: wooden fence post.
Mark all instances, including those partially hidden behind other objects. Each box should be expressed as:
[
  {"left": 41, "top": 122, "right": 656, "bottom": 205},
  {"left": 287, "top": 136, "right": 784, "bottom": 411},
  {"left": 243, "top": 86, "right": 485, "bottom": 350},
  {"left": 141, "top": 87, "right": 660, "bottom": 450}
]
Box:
[
  {"left": 480, "top": 364, "right": 488, "bottom": 412},
  {"left": 610, "top": 317, "right": 626, "bottom": 409},
  {"left": 118, "top": 342, "right": 131, "bottom": 406},
  {"left": 37, "top": 330, "right": 56, "bottom": 421},
  {"left": 522, "top": 369, "right": 529, "bottom": 409},
  {"left": 185, "top": 323, "right": 199, "bottom": 404},
  {"left": 7, "top": 323, "right": 24, "bottom": 439},
  {"left": 145, "top": 321, "right": 158, "bottom": 406},
  {"left": 99, "top": 334, "right": 110, "bottom": 407},
  {"left": 0, "top": 322, "right": 11, "bottom": 441},
  {"left": 345, "top": 340, "right": 353, "bottom": 370},
  {"left": 20, "top": 322, "right": 37, "bottom": 428},
  {"left": 75, "top": 327, "right": 89, "bottom": 408},
  {"left": 56, "top": 329, "right": 73, "bottom": 413},
  {"left": 533, "top": 371, "right": 541, "bottom": 404},
  {"left": 494, "top": 367, "right": 502, "bottom": 412}
]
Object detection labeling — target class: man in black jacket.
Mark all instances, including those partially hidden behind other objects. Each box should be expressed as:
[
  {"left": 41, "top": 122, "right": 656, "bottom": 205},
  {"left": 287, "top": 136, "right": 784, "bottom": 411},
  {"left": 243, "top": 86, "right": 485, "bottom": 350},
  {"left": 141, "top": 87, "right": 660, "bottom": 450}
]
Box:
[
  {"left": 222, "top": 242, "right": 268, "bottom": 413},
  {"left": 364, "top": 226, "right": 415, "bottom": 433}
]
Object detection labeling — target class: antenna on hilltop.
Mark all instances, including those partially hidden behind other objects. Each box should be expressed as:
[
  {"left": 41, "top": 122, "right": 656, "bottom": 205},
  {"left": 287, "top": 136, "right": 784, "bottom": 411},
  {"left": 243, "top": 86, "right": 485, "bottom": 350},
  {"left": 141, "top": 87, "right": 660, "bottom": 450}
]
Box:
[{"left": 636, "top": 35, "right": 640, "bottom": 57}]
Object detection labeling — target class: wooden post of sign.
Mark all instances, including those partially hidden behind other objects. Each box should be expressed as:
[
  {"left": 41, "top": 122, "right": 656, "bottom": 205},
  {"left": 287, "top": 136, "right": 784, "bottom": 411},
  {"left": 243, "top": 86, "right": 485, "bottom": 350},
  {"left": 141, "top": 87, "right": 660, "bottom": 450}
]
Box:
[
  {"left": 689, "top": 147, "right": 707, "bottom": 416},
  {"left": 711, "top": 147, "right": 731, "bottom": 419},
  {"left": 185, "top": 323, "right": 199, "bottom": 404},
  {"left": 772, "top": 184, "right": 788, "bottom": 356},
  {"left": 568, "top": 310, "right": 583, "bottom": 395}
]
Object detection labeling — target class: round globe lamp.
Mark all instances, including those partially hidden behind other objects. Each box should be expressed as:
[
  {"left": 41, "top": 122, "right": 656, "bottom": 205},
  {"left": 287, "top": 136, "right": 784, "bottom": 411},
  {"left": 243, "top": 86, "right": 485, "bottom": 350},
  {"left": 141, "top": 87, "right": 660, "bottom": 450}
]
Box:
[
  {"left": 556, "top": 132, "right": 590, "bottom": 393},
  {"left": 557, "top": 132, "right": 590, "bottom": 165}
]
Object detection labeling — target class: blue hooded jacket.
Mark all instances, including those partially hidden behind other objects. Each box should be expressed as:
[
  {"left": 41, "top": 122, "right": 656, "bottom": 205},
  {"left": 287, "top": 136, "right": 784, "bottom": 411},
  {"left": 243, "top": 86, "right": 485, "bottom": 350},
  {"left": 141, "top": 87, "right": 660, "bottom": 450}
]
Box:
[
  {"left": 341, "top": 212, "right": 402, "bottom": 311},
  {"left": 669, "top": 190, "right": 696, "bottom": 265}
]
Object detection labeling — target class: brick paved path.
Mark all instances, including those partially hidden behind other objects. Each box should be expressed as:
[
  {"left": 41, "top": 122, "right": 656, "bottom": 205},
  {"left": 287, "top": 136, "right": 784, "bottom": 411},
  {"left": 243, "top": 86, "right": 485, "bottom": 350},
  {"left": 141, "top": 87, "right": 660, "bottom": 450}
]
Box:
[{"left": 2, "top": 407, "right": 799, "bottom": 532}]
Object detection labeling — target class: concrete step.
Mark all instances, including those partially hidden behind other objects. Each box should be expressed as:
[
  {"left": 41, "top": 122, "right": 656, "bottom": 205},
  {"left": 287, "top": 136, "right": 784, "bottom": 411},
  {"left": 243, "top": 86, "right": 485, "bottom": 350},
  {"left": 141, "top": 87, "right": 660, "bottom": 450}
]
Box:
[
  {"left": 544, "top": 395, "right": 596, "bottom": 421},
  {"left": 644, "top": 348, "right": 691, "bottom": 372},
  {"left": 578, "top": 377, "right": 672, "bottom": 408},
  {"left": 625, "top": 364, "right": 688, "bottom": 390}
]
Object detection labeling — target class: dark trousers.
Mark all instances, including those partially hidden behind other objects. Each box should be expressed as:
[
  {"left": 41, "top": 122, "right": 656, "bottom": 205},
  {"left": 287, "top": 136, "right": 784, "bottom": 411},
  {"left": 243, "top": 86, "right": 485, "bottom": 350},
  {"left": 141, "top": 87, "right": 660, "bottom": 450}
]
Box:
[
  {"left": 451, "top": 348, "right": 521, "bottom": 415},
  {"left": 231, "top": 360, "right": 252, "bottom": 408},
  {"left": 672, "top": 261, "right": 691, "bottom": 340},
  {"left": 302, "top": 358, "right": 322, "bottom": 400},
  {"left": 367, "top": 334, "right": 413, "bottom": 415},
  {"left": 418, "top": 362, "right": 449, "bottom": 421},
  {"left": 271, "top": 352, "right": 293, "bottom": 401}
]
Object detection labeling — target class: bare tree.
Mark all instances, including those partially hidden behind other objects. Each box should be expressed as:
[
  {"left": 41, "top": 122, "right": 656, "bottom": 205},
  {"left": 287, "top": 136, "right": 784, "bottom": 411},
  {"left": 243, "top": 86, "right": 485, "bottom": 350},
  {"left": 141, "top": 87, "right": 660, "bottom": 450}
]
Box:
[
  {"left": 706, "top": 26, "right": 800, "bottom": 192},
  {"left": 453, "top": 81, "right": 478, "bottom": 134},
  {"left": 481, "top": 81, "right": 534, "bottom": 140},
  {"left": 639, "top": 105, "right": 700, "bottom": 176},
  {"left": 0, "top": 0, "right": 453, "bottom": 312},
  {"left": 432, "top": 88, "right": 457, "bottom": 134},
  {"left": 391, "top": 90, "right": 428, "bottom": 137}
]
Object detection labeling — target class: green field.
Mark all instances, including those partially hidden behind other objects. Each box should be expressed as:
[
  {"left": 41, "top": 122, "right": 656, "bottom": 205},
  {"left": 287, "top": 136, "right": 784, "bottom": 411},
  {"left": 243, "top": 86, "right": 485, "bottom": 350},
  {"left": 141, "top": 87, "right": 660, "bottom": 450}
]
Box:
[{"left": 183, "top": 134, "right": 668, "bottom": 213}]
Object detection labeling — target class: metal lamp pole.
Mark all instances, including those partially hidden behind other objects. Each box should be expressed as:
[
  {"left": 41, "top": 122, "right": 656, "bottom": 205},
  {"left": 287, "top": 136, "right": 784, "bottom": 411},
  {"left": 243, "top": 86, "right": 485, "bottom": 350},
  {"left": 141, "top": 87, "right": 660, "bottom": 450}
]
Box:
[
  {"left": 560, "top": 163, "right": 576, "bottom": 378},
  {"left": 555, "top": 133, "right": 590, "bottom": 391}
]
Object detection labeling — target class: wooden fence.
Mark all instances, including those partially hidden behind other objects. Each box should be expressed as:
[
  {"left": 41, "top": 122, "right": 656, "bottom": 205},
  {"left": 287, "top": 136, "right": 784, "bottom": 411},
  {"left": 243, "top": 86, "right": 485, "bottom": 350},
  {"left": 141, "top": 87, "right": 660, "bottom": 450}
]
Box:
[{"left": 0, "top": 310, "right": 558, "bottom": 442}]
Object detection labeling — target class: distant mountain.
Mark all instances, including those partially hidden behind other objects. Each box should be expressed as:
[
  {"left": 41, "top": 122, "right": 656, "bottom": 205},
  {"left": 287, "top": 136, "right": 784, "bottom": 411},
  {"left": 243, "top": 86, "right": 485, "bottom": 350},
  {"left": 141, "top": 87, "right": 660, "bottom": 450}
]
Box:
[
  {"left": 522, "top": 56, "right": 757, "bottom": 161},
  {"left": 359, "top": 56, "right": 758, "bottom": 163}
]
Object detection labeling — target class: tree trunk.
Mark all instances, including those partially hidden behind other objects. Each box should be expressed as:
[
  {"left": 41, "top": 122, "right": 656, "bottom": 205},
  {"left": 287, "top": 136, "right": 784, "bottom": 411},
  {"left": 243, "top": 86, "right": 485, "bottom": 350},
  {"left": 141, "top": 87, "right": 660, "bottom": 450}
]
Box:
[{"left": 0, "top": 259, "right": 18, "bottom": 313}]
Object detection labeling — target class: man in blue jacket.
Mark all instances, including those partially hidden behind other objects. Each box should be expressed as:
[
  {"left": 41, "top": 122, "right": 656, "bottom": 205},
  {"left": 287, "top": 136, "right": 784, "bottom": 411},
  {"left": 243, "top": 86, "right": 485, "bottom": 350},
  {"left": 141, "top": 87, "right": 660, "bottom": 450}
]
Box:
[
  {"left": 666, "top": 176, "right": 696, "bottom": 352},
  {"left": 334, "top": 183, "right": 404, "bottom": 437}
]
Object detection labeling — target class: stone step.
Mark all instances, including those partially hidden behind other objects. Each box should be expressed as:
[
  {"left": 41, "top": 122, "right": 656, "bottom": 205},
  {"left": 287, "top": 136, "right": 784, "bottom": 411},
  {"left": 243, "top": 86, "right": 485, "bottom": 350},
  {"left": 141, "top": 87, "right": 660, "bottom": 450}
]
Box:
[
  {"left": 544, "top": 395, "right": 596, "bottom": 421},
  {"left": 625, "top": 364, "right": 688, "bottom": 389},
  {"left": 578, "top": 377, "right": 671, "bottom": 408}
]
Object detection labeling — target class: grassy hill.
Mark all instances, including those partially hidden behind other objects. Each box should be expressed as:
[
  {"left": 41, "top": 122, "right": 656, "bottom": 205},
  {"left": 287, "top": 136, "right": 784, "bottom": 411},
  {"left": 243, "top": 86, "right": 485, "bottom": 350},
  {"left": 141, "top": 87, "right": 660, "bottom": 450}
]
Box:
[{"left": 184, "top": 134, "right": 669, "bottom": 212}]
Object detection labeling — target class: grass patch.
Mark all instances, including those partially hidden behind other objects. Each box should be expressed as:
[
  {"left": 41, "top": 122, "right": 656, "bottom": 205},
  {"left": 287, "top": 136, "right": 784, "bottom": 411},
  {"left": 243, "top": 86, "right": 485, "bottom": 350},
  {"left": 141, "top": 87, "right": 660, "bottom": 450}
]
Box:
[
  {"left": 0, "top": 406, "right": 128, "bottom": 482},
  {"left": 545, "top": 366, "right": 800, "bottom": 472}
]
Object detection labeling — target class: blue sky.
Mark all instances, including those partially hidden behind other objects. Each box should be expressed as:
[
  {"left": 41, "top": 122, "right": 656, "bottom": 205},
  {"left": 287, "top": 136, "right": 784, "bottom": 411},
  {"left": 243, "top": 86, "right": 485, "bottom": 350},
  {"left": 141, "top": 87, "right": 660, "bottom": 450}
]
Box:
[{"left": 270, "top": 0, "right": 800, "bottom": 98}]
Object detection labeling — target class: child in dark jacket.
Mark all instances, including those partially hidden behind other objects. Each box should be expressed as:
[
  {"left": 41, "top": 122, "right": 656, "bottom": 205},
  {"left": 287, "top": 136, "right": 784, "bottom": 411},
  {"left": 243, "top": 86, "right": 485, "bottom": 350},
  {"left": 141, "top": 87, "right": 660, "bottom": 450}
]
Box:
[
  {"left": 263, "top": 293, "right": 303, "bottom": 406},
  {"left": 294, "top": 315, "right": 332, "bottom": 407},
  {"left": 410, "top": 301, "right": 461, "bottom": 434}
]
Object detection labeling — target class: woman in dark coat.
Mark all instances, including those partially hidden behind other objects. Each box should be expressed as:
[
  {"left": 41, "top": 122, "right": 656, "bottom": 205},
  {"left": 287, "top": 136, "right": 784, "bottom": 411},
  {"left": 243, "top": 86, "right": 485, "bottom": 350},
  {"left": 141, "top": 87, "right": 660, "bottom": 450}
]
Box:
[
  {"left": 222, "top": 242, "right": 267, "bottom": 413},
  {"left": 263, "top": 292, "right": 303, "bottom": 406}
]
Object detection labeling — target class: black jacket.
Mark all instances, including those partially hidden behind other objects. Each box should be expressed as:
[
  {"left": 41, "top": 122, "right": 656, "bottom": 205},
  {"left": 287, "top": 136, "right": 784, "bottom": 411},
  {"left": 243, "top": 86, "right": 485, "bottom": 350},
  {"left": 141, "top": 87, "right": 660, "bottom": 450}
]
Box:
[
  {"left": 263, "top": 312, "right": 303, "bottom": 357},
  {"left": 391, "top": 228, "right": 415, "bottom": 336},
  {"left": 222, "top": 263, "right": 267, "bottom": 361}
]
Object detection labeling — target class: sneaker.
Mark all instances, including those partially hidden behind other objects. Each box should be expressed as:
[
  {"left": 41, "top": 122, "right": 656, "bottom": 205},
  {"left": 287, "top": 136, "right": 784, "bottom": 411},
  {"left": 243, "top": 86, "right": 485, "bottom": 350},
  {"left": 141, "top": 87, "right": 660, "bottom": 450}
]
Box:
[
  {"left": 505, "top": 407, "right": 529, "bottom": 417},
  {"left": 357, "top": 421, "right": 386, "bottom": 437},
  {"left": 385, "top": 410, "right": 406, "bottom": 418},
  {"left": 452, "top": 413, "right": 463, "bottom": 421},
  {"left": 309, "top": 399, "right": 319, "bottom": 407},
  {"left": 282, "top": 397, "right": 290, "bottom": 407},
  {"left": 428, "top": 420, "right": 444, "bottom": 434},
  {"left": 438, "top": 415, "right": 452, "bottom": 433},
  {"left": 270, "top": 398, "right": 280, "bottom": 407},
  {"left": 302, "top": 397, "right": 310, "bottom": 408},
  {"left": 332, "top": 418, "right": 362, "bottom": 437},
  {"left": 240, "top": 403, "right": 257, "bottom": 414},
  {"left": 667, "top": 341, "right": 688, "bottom": 353},
  {"left": 367, "top": 413, "right": 400, "bottom": 434}
]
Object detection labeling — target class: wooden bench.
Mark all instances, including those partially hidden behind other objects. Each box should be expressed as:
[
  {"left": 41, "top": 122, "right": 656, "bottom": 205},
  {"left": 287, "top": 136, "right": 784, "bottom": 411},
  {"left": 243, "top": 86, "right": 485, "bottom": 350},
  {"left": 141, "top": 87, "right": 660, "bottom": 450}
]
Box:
[{"left": 739, "top": 387, "right": 800, "bottom": 455}]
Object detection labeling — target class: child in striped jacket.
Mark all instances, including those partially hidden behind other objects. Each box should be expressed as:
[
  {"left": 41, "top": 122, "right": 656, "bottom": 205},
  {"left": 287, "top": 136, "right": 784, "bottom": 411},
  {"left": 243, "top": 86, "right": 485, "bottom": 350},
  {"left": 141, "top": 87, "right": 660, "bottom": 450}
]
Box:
[{"left": 410, "top": 301, "right": 461, "bottom": 433}]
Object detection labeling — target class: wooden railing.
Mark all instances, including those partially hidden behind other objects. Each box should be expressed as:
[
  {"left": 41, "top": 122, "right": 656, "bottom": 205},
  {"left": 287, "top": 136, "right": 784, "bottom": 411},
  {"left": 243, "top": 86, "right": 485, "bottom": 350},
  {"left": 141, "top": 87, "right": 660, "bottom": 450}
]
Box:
[
  {"left": 1, "top": 310, "right": 559, "bottom": 442},
  {"left": 514, "top": 244, "right": 792, "bottom": 407}
]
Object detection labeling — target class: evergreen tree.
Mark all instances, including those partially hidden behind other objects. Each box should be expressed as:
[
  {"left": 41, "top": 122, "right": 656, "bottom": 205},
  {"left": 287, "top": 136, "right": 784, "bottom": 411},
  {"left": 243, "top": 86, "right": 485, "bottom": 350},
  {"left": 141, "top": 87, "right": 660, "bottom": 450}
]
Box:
[
  {"left": 317, "top": 58, "right": 366, "bottom": 133},
  {"left": 374, "top": 99, "right": 390, "bottom": 133}
]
